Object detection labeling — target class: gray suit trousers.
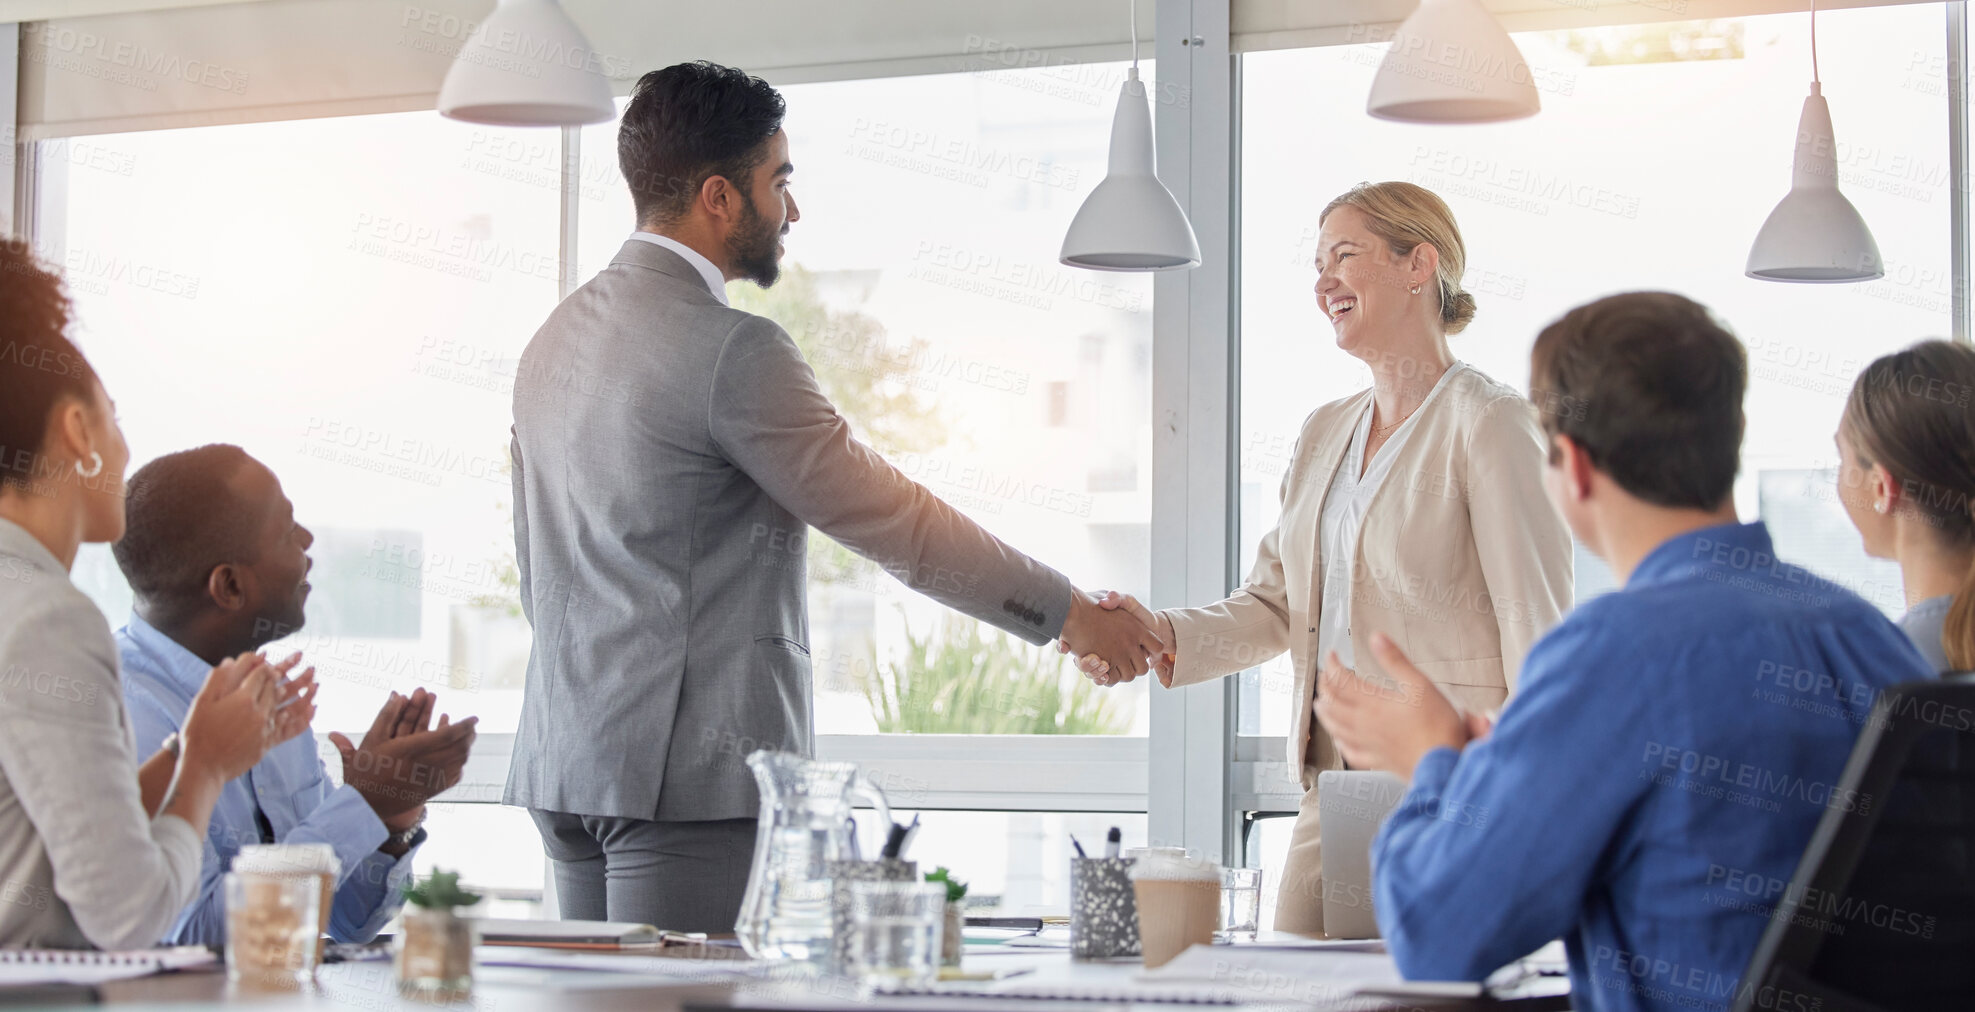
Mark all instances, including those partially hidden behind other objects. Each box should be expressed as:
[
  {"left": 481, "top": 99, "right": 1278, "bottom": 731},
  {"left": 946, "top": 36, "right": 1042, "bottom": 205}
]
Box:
[{"left": 530, "top": 809, "right": 757, "bottom": 934}]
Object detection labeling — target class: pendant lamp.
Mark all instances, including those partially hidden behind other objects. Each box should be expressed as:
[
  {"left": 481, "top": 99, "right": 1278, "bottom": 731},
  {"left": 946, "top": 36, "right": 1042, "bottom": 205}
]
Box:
[
  {"left": 1060, "top": 0, "right": 1200, "bottom": 272},
  {"left": 1367, "top": 0, "right": 1539, "bottom": 123},
  {"left": 1746, "top": 1, "right": 1882, "bottom": 282},
  {"left": 439, "top": 0, "right": 615, "bottom": 127}
]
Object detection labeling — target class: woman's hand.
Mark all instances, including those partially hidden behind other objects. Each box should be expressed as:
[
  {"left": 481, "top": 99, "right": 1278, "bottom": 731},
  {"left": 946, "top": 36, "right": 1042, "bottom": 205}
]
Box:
[
  {"left": 179, "top": 652, "right": 282, "bottom": 786},
  {"left": 270, "top": 654, "right": 320, "bottom": 747}
]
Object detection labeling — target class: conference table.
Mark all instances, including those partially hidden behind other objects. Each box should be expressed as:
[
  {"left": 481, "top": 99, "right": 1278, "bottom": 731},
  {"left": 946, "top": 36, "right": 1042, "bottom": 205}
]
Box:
[{"left": 87, "top": 940, "right": 1574, "bottom": 1011}]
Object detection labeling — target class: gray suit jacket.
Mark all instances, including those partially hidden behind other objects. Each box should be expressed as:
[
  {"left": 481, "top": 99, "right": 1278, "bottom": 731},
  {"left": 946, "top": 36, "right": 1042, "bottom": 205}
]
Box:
[
  {"left": 505, "top": 240, "right": 1076, "bottom": 821},
  {"left": 0, "top": 518, "right": 203, "bottom": 949}
]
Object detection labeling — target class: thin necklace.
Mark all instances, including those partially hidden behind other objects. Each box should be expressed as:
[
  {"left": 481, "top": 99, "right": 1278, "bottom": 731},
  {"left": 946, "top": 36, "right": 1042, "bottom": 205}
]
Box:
[
  {"left": 1372, "top": 362, "right": 1454, "bottom": 436},
  {"left": 1372, "top": 404, "right": 1417, "bottom": 436}
]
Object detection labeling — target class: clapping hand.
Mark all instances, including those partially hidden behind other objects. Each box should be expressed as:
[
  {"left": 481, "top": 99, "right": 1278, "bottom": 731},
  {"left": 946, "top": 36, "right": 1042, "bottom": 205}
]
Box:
[
  {"left": 180, "top": 652, "right": 285, "bottom": 784},
  {"left": 328, "top": 688, "right": 478, "bottom": 827},
  {"left": 267, "top": 652, "right": 319, "bottom": 747}
]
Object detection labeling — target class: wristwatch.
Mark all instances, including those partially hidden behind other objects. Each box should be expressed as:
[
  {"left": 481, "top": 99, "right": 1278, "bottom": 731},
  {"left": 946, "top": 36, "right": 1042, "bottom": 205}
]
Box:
[{"left": 383, "top": 811, "right": 428, "bottom": 853}]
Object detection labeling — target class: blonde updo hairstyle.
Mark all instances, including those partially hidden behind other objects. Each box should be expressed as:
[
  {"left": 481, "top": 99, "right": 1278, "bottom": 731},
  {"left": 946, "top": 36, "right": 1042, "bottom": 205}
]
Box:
[{"left": 1318, "top": 181, "right": 1476, "bottom": 336}]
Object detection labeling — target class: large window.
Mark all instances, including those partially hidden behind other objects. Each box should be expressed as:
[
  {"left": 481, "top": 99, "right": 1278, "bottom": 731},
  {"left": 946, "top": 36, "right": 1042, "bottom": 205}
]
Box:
[
  {"left": 45, "top": 113, "right": 560, "bottom": 738},
  {"left": 1235, "top": 5, "right": 1951, "bottom": 925}
]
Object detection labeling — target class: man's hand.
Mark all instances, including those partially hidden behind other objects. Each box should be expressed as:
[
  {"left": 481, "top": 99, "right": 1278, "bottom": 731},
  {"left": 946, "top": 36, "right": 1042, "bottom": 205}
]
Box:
[
  {"left": 328, "top": 689, "right": 478, "bottom": 825},
  {"left": 1059, "top": 592, "right": 1176, "bottom": 687},
  {"left": 1311, "top": 634, "right": 1471, "bottom": 780},
  {"left": 1058, "top": 589, "right": 1169, "bottom": 685}
]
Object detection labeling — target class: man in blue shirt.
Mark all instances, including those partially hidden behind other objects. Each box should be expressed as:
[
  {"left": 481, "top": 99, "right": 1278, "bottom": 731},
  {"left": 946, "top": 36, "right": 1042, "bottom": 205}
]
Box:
[
  {"left": 113, "top": 445, "right": 478, "bottom": 945},
  {"left": 1315, "top": 292, "right": 1934, "bottom": 1012}
]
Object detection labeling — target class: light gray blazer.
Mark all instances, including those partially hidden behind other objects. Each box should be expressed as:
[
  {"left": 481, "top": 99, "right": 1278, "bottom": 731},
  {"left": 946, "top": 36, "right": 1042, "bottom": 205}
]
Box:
[
  {"left": 505, "top": 240, "right": 1075, "bottom": 822},
  {"left": 0, "top": 517, "right": 202, "bottom": 949}
]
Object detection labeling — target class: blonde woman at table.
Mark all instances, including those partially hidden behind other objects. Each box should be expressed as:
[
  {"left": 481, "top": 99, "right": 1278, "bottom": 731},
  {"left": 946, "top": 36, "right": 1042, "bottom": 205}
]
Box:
[
  {"left": 0, "top": 241, "right": 304, "bottom": 950},
  {"left": 1080, "top": 182, "right": 1573, "bottom": 934}
]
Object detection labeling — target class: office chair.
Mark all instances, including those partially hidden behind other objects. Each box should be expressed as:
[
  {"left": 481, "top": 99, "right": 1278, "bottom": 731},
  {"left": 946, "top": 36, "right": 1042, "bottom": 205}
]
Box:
[{"left": 1731, "top": 673, "right": 1975, "bottom": 1012}]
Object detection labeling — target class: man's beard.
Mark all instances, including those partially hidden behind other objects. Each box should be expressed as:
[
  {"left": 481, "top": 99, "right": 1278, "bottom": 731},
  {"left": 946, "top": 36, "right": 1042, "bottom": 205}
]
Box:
[{"left": 728, "top": 191, "right": 786, "bottom": 288}]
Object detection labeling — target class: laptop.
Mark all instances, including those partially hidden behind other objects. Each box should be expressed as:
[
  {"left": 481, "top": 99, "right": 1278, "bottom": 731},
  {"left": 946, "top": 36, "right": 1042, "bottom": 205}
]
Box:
[{"left": 1316, "top": 770, "right": 1408, "bottom": 939}]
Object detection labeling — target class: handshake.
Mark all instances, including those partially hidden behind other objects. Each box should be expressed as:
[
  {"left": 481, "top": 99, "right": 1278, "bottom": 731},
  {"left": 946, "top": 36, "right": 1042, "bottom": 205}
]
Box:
[{"left": 1055, "top": 590, "right": 1176, "bottom": 688}]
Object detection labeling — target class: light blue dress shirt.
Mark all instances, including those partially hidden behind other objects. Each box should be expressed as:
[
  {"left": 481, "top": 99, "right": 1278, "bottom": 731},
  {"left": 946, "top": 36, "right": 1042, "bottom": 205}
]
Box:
[
  {"left": 117, "top": 613, "right": 418, "bottom": 945},
  {"left": 1373, "top": 522, "right": 1935, "bottom": 1012}
]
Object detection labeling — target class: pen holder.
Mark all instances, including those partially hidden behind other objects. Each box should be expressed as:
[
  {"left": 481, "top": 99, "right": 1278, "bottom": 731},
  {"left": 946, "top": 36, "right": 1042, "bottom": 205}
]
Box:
[
  {"left": 1070, "top": 856, "right": 1139, "bottom": 960},
  {"left": 827, "top": 857, "right": 916, "bottom": 973}
]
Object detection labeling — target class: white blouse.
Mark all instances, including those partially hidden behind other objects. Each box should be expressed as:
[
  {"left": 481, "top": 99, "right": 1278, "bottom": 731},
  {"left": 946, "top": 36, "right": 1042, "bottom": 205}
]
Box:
[{"left": 1314, "top": 363, "right": 1470, "bottom": 671}]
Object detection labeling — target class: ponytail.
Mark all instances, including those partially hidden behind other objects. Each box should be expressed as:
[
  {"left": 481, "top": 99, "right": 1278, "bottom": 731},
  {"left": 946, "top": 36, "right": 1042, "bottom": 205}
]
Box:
[{"left": 1948, "top": 505, "right": 1975, "bottom": 672}]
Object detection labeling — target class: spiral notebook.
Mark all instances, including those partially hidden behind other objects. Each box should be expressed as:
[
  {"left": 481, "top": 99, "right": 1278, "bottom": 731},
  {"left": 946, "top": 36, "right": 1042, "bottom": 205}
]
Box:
[{"left": 0, "top": 945, "right": 216, "bottom": 985}]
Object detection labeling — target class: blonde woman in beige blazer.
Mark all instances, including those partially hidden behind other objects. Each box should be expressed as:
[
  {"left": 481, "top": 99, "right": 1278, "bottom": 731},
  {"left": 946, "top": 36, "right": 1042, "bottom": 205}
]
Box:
[{"left": 1087, "top": 182, "right": 1572, "bottom": 934}]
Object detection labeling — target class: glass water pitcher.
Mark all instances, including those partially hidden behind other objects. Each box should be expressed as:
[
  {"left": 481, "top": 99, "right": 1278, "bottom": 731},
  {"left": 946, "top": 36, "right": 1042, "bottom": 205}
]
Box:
[{"left": 733, "top": 750, "right": 893, "bottom": 961}]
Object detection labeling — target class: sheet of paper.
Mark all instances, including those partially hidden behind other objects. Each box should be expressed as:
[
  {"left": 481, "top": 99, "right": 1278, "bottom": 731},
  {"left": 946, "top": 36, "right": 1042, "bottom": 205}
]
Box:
[
  {"left": 473, "top": 946, "right": 760, "bottom": 980},
  {"left": 1140, "top": 943, "right": 1481, "bottom": 1005}
]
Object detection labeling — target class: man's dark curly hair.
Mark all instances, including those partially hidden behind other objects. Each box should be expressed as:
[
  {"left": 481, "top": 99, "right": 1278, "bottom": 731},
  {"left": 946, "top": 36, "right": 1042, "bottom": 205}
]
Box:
[
  {"left": 0, "top": 238, "right": 96, "bottom": 493},
  {"left": 618, "top": 61, "right": 786, "bottom": 228}
]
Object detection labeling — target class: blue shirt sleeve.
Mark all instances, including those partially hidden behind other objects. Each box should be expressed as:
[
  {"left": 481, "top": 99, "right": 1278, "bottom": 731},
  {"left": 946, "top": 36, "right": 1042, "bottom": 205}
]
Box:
[{"left": 1373, "top": 614, "right": 1651, "bottom": 980}]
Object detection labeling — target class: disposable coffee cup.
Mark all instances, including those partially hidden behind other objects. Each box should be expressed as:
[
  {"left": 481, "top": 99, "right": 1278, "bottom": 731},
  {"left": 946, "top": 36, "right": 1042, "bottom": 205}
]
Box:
[
  {"left": 1128, "top": 851, "right": 1220, "bottom": 969},
  {"left": 235, "top": 844, "right": 338, "bottom": 965}
]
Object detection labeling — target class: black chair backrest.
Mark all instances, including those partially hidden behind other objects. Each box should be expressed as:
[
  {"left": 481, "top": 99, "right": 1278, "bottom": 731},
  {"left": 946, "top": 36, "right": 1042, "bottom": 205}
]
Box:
[{"left": 1732, "top": 673, "right": 1975, "bottom": 1012}]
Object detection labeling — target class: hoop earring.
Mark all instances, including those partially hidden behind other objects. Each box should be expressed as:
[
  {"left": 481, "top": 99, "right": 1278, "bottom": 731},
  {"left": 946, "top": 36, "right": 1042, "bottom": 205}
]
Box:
[{"left": 75, "top": 452, "right": 102, "bottom": 479}]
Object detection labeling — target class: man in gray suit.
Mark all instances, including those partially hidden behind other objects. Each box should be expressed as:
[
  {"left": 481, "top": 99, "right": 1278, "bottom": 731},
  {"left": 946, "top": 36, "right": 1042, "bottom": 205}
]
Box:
[{"left": 507, "top": 61, "right": 1167, "bottom": 932}]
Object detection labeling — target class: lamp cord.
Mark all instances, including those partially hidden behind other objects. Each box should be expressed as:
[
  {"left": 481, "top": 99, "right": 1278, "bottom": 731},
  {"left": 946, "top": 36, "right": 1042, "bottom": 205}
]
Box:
[
  {"left": 1810, "top": 0, "right": 1820, "bottom": 84},
  {"left": 1130, "top": 0, "right": 1139, "bottom": 70}
]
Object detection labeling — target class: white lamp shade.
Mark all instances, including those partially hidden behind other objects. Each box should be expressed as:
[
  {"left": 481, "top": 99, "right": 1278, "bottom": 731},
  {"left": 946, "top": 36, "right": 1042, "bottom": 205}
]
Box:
[
  {"left": 1367, "top": 0, "right": 1540, "bottom": 124},
  {"left": 438, "top": 0, "right": 615, "bottom": 127},
  {"left": 1746, "top": 87, "right": 1883, "bottom": 283},
  {"left": 1061, "top": 73, "right": 1200, "bottom": 272}
]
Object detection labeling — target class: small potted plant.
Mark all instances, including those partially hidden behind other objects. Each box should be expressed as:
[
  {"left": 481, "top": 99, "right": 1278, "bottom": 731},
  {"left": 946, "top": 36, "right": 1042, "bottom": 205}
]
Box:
[
  {"left": 926, "top": 867, "right": 968, "bottom": 967},
  {"left": 396, "top": 870, "right": 481, "bottom": 996}
]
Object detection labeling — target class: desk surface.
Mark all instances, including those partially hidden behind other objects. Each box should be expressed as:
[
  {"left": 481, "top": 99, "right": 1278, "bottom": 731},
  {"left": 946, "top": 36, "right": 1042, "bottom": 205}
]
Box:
[{"left": 87, "top": 946, "right": 1571, "bottom": 1011}]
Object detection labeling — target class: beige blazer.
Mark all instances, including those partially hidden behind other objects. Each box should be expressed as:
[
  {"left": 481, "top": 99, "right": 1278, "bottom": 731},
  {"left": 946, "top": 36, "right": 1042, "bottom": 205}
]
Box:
[{"left": 1162, "top": 367, "right": 1573, "bottom": 788}]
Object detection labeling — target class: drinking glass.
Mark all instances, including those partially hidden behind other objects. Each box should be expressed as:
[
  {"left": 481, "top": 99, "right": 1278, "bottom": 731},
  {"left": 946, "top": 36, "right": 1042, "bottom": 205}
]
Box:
[
  {"left": 224, "top": 872, "right": 321, "bottom": 988},
  {"left": 846, "top": 880, "right": 946, "bottom": 988},
  {"left": 1218, "top": 867, "right": 1263, "bottom": 942}
]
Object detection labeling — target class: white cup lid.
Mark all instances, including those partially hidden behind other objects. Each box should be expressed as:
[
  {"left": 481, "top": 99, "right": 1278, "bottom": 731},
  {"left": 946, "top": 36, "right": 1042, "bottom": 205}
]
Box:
[
  {"left": 1127, "top": 850, "right": 1221, "bottom": 883},
  {"left": 234, "top": 843, "right": 339, "bottom": 877}
]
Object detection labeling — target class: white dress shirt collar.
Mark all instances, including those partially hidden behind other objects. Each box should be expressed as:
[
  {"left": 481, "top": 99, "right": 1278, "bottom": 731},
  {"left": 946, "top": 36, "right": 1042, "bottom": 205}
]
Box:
[{"left": 627, "top": 231, "right": 729, "bottom": 306}]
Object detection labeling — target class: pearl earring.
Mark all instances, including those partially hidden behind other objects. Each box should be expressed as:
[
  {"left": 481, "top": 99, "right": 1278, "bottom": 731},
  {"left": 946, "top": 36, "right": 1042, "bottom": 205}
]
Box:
[
  {"left": 1409, "top": 284, "right": 1421, "bottom": 294},
  {"left": 1874, "top": 500, "right": 1888, "bottom": 515}
]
